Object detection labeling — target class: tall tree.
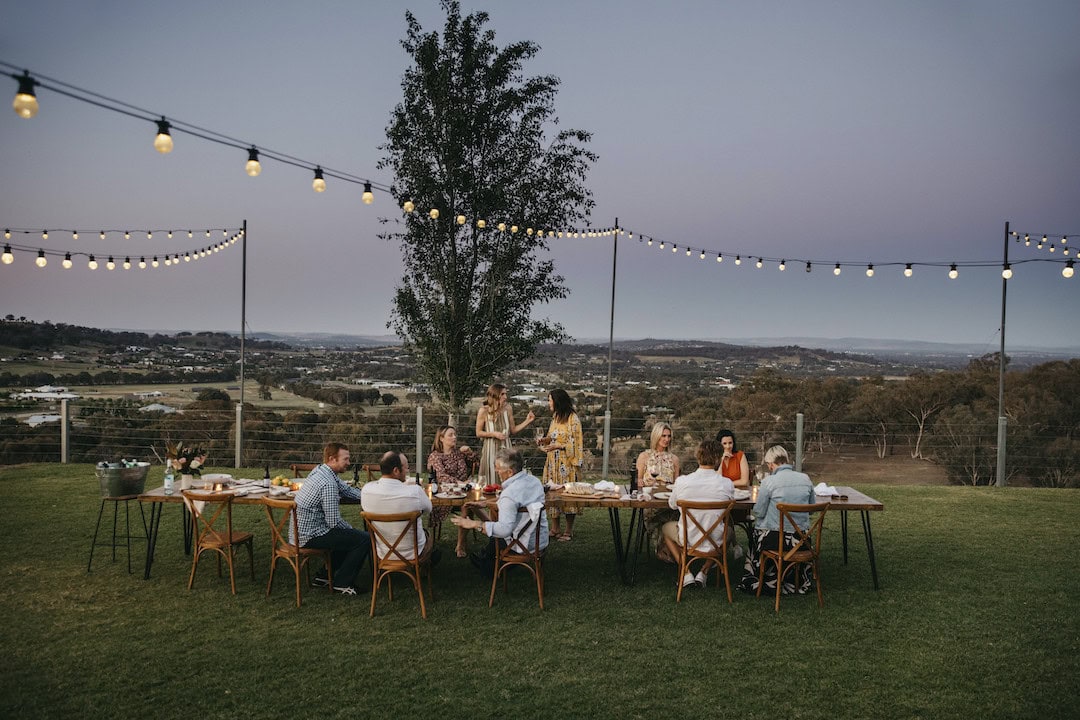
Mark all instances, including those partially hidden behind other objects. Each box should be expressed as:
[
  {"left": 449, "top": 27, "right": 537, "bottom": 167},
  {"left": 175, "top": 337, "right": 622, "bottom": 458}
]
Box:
[{"left": 378, "top": 1, "right": 596, "bottom": 414}]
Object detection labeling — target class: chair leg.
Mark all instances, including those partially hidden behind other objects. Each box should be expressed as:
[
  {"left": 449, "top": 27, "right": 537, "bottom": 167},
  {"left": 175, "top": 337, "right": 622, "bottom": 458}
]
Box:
[
  {"left": 266, "top": 556, "right": 277, "bottom": 597},
  {"left": 226, "top": 547, "right": 238, "bottom": 595},
  {"left": 416, "top": 568, "right": 427, "bottom": 620},
  {"left": 676, "top": 552, "right": 688, "bottom": 603},
  {"left": 369, "top": 573, "right": 380, "bottom": 618},
  {"left": 295, "top": 557, "right": 303, "bottom": 608},
  {"left": 536, "top": 560, "right": 544, "bottom": 610},
  {"left": 246, "top": 540, "right": 255, "bottom": 580},
  {"left": 110, "top": 500, "right": 120, "bottom": 562},
  {"left": 325, "top": 554, "right": 335, "bottom": 592},
  {"left": 814, "top": 562, "right": 824, "bottom": 608},
  {"left": 123, "top": 498, "right": 132, "bottom": 573},
  {"left": 188, "top": 549, "right": 200, "bottom": 590},
  {"left": 774, "top": 559, "right": 783, "bottom": 613},
  {"left": 489, "top": 559, "right": 501, "bottom": 608}
]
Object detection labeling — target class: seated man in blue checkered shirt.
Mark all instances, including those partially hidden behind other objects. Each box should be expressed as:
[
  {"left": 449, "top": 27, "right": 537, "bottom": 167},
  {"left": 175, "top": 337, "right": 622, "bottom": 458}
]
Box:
[{"left": 292, "top": 442, "right": 369, "bottom": 595}]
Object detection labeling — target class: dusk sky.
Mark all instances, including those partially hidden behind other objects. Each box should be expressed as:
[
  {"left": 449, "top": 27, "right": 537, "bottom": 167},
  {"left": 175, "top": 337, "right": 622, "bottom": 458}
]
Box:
[{"left": 1, "top": 1, "right": 1078, "bottom": 350}]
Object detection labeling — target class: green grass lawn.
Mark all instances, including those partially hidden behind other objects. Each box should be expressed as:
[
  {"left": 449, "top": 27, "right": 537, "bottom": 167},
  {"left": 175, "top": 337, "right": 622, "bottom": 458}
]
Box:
[{"left": 1, "top": 464, "right": 1078, "bottom": 719}]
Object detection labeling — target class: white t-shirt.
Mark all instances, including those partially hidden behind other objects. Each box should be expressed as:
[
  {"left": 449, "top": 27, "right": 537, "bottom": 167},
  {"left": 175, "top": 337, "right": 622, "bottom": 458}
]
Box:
[
  {"left": 667, "top": 467, "right": 735, "bottom": 551},
  {"left": 360, "top": 477, "right": 432, "bottom": 559}
]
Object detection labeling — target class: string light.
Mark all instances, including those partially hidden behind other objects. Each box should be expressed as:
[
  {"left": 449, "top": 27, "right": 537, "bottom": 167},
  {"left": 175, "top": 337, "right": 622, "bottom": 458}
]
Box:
[
  {"left": 167, "top": 231, "right": 173, "bottom": 239},
  {"left": 735, "top": 255, "right": 741, "bottom": 265},
  {"left": 362, "top": 182, "right": 374, "bottom": 204},
  {"left": 3, "top": 230, "right": 9, "bottom": 240},
  {"left": 138, "top": 257, "right": 146, "bottom": 269},
  {"left": 153, "top": 117, "right": 173, "bottom": 154},
  {"left": 1049, "top": 244, "right": 1055, "bottom": 253},
  {"left": 497, "top": 222, "right": 506, "bottom": 232},
  {"left": 72, "top": 231, "right": 78, "bottom": 240},
  {"left": 866, "top": 264, "right": 874, "bottom": 277},
  {"left": 35, "top": 249, "right": 46, "bottom": 267},
  {"left": 755, "top": 257, "right": 763, "bottom": 269},
  {"left": 716, "top": 253, "right": 723, "bottom": 263},
  {"left": 146, "top": 231, "right": 152, "bottom": 240},
  {"left": 245, "top": 146, "right": 261, "bottom": 177},
  {"left": 312, "top": 166, "right": 326, "bottom": 193},
  {"left": 805, "top": 262, "right": 811, "bottom": 273},
  {"left": 122, "top": 256, "right": 131, "bottom": 270},
  {"left": 11, "top": 70, "right": 39, "bottom": 118},
  {"left": 904, "top": 263, "right": 913, "bottom": 277},
  {"left": 100, "top": 231, "right": 106, "bottom": 240},
  {"left": 1002, "top": 263, "right": 1012, "bottom": 279},
  {"left": 402, "top": 195, "right": 415, "bottom": 213},
  {"left": 1037, "top": 237, "right": 1044, "bottom": 249},
  {"left": 124, "top": 231, "right": 130, "bottom": 240},
  {"left": 184, "top": 252, "right": 191, "bottom": 262},
  {"left": 1024, "top": 234, "right": 1030, "bottom": 246},
  {"left": 686, "top": 247, "right": 692, "bottom": 256},
  {"left": 948, "top": 264, "right": 959, "bottom": 279},
  {"left": 778, "top": 259, "right": 786, "bottom": 271},
  {"left": 106, "top": 256, "right": 115, "bottom": 270},
  {"left": 62, "top": 253, "right": 72, "bottom": 269},
  {"left": 187, "top": 230, "right": 193, "bottom": 238},
  {"left": 511, "top": 225, "right": 518, "bottom": 233},
  {"left": 88, "top": 255, "right": 97, "bottom": 270},
  {"left": 429, "top": 208, "right": 439, "bottom": 219},
  {"left": 152, "top": 256, "right": 159, "bottom": 268},
  {"left": 672, "top": 244, "right": 677, "bottom": 253},
  {"left": 456, "top": 214, "right": 466, "bottom": 225},
  {"left": 1064, "top": 260, "right": 1075, "bottom": 279},
  {"left": 205, "top": 230, "right": 210, "bottom": 238},
  {"left": 647, "top": 238, "right": 653, "bottom": 246},
  {"left": 833, "top": 263, "right": 841, "bottom": 276}
]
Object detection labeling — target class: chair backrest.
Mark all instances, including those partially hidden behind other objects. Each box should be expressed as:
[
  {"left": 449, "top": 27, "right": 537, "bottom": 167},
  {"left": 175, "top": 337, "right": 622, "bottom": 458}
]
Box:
[
  {"left": 263, "top": 496, "right": 300, "bottom": 550},
  {"left": 499, "top": 506, "right": 545, "bottom": 559},
  {"left": 676, "top": 499, "right": 735, "bottom": 555},
  {"left": 290, "top": 463, "right": 317, "bottom": 478},
  {"left": 362, "top": 510, "right": 423, "bottom": 564},
  {"left": 775, "top": 502, "right": 830, "bottom": 559},
  {"left": 181, "top": 490, "right": 237, "bottom": 545}
]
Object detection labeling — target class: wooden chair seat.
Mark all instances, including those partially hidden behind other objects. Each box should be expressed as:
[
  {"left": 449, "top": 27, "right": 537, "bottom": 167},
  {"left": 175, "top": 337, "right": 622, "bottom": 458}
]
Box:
[
  {"left": 362, "top": 510, "right": 433, "bottom": 619},
  {"left": 675, "top": 499, "right": 735, "bottom": 603},
  {"left": 264, "top": 496, "right": 333, "bottom": 607},
  {"left": 757, "top": 501, "right": 830, "bottom": 612},
  {"left": 490, "top": 506, "right": 546, "bottom": 610},
  {"left": 182, "top": 490, "right": 255, "bottom": 595}
]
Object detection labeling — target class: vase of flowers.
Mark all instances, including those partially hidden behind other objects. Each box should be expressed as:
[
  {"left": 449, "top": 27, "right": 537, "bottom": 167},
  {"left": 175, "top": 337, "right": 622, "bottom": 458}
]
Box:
[{"left": 165, "top": 439, "right": 206, "bottom": 490}]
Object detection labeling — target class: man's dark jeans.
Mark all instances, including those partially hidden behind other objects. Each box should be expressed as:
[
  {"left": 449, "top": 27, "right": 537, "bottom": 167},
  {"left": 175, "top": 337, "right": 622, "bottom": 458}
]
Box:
[{"left": 305, "top": 527, "right": 370, "bottom": 588}]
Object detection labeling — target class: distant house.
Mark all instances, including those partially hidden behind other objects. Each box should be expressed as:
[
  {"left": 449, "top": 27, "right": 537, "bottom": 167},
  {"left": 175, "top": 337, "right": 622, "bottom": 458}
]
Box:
[
  {"left": 26, "top": 414, "right": 62, "bottom": 427},
  {"left": 133, "top": 390, "right": 164, "bottom": 399},
  {"left": 139, "top": 403, "right": 177, "bottom": 414}
]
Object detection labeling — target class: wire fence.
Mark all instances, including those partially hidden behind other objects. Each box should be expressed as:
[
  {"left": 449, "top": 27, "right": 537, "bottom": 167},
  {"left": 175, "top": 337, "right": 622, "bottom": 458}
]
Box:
[{"left": 1, "top": 399, "right": 1075, "bottom": 487}]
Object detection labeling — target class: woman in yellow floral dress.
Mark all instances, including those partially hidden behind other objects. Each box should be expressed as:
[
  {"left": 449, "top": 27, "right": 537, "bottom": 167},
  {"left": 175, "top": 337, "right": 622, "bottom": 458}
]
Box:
[{"left": 541, "top": 388, "right": 583, "bottom": 541}]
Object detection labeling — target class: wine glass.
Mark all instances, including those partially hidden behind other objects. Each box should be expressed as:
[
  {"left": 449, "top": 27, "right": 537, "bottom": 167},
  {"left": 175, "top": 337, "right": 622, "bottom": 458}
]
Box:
[{"left": 646, "top": 463, "right": 659, "bottom": 486}]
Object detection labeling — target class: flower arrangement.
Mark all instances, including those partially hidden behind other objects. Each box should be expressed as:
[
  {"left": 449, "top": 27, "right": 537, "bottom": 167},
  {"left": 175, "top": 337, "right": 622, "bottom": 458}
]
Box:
[{"left": 165, "top": 439, "right": 207, "bottom": 477}]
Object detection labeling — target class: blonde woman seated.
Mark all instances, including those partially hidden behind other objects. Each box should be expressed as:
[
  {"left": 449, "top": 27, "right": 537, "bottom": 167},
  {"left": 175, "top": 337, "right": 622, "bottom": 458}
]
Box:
[
  {"left": 661, "top": 440, "right": 735, "bottom": 588},
  {"left": 636, "top": 422, "right": 681, "bottom": 561}
]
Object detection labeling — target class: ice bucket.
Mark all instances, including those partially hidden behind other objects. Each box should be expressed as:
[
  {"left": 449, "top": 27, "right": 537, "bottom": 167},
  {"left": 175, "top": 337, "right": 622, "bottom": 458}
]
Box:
[{"left": 95, "top": 462, "right": 151, "bottom": 497}]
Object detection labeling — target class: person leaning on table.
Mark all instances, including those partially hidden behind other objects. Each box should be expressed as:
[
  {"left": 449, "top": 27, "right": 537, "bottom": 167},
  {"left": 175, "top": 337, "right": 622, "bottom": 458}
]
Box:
[
  {"left": 736, "top": 445, "right": 816, "bottom": 596},
  {"left": 661, "top": 440, "right": 735, "bottom": 588},
  {"left": 293, "top": 442, "right": 370, "bottom": 596},
  {"left": 452, "top": 447, "right": 548, "bottom": 576},
  {"left": 360, "top": 451, "right": 440, "bottom": 567}
]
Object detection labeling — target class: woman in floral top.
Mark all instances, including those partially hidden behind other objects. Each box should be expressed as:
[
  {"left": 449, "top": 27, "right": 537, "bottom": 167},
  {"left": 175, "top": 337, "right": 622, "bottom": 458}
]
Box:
[
  {"left": 541, "top": 388, "right": 583, "bottom": 541},
  {"left": 636, "top": 422, "right": 682, "bottom": 562},
  {"left": 427, "top": 425, "right": 475, "bottom": 557}
]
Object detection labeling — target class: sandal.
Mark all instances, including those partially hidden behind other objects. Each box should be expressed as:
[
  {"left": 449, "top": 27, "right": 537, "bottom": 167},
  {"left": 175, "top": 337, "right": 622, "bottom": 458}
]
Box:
[
  {"left": 549, "top": 529, "right": 560, "bottom": 539},
  {"left": 557, "top": 533, "right": 573, "bottom": 542},
  {"left": 455, "top": 547, "right": 468, "bottom": 558}
]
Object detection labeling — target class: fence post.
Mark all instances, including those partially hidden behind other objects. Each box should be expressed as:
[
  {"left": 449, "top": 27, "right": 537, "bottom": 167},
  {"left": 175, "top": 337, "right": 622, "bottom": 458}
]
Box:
[
  {"left": 416, "top": 404, "right": 424, "bottom": 475},
  {"left": 795, "top": 412, "right": 804, "bottom": 472},
  {"left": 234, "top": 403, "right": 243, "bottom": 468},
  {"left": 60, "top": 398, "right": 69, "bottom": 463},
  {"left": 601, "top": 410, "right": 611, "bottom": 481},
  {"left": 995, "top": 416, "right": 1008, "bottom": 487}
]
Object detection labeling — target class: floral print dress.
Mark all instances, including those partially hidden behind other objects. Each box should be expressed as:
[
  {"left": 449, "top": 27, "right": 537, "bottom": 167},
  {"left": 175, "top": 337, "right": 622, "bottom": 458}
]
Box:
[
  {"left": 427, "top": 448, "right": 471, "bottom": 526},
  {"left": 543, "top": 412, "right": 583, "bottom": 518}
]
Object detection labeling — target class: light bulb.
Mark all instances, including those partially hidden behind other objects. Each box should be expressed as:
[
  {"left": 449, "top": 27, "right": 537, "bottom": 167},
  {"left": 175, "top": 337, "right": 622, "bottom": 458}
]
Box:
[
  {"left": 153, "top": 118, "right": 173, "bottom": 153},
  {"left": 716, "top": 253, "right": 723, "bottom": 263},
  {"left": 948, "top": 264, "right": 958, "bottom": 279},
  {"left": 1002, "top": 264, "right": 1012, "bottom": 279},
  {"left": 805, "top": 262, "right": 811, "bottom": 273},
  {"left": 778, "top": 260, "right": 786, "bottom": 271},
  {"left": 402, "top": 196, "right": 414, "bottom": 213},
  {"left": 164, "top": 257, "right": 172, "bottom": 266},
  {"left": 477, "top": 220, "right": 486, "bottom": 229},
  {"left": 138, "top": 257, "right": 146, "bottom": 269},
  {"left": 124, "top": 231, "right": 130, "bottom": 240},
  {"left": 205, "top": 230, "right": 210, "bottom": 238},
  {"left": 699, "top": 250, "right": 706, "bottom": 260},
  {"left": 866, "top": 264, "right": 874, "bottom": 277},
  {"left": 62, "top": 253, "right": 72, "bottom": 269},
  {"left": 904, "top": 264, "right": 913, "bottom": 277},
  {"left": 538, "top": 230, "right": 545, "bottom": 238},
  {"left": 167, "top": 231, "right": 173, "bottom": 239},
  {"left": 511, "top": 225, "right": 518, "bottom": 234},
  {"left": 3, "top": 230, "right": 8, "bottom": 240},
  {"left": 660, "top": 242, "right": 665, "bottom": 249},
  {"left": 245, "top": 146, "right": 261, "bottom": 176},
  {"left": 1049, "top": 244, "right": 1056, "bottom": 253},
  {"left": 12, "top": 71, "right": 38, "bottom": 118},
  {"left": 152, "top": 256, "right": 159, "bottom": 268},
  {"left": 184, "top": 252, "right": 191, "bottom": 262},
  {"left": 672, "top": 245, "right": 678, "bottom": 253},
  {"left": 756, "top": 258, "right": 763, "bottom": 269},
  {"left": 312, "top": 166, "right": 326, "bottom": 192},
  {"left": 146, "top": 231, "right": 152, "bottom": 240},
  {"left": 72, "top": 231, "right": 78, "bottom": 240},
  {"left": 834, "top": 263, "right": 841, "bottom": 276},
  {"left": 429, "top": 208, "right": 439, "bottom": 219},
  {"left": 497, "top": 222, "right": 506, "bottom": 232},
  {"left": 1063, "top": 260, "right": 1074, "bottom": 278},
  {"left": 106, "top": 256, "right": 115, "bottom": 270},
  {"left": 457, "top": 214, "right": 466, "bottom": 225},
  {"left": 36, "top": 250, "right": 47, "bottom": 267},
  {"left": 647, "top": 238, "right": 653, "bottom": 246},
  {"left": 735, "top": 255, "right": 741, "bottom": 265},
  {"left": 527, "top": 228, "right": 534, "bottom": 236},
  {"left": 362, "top": 182, "right": 374, "bottom": 204},
  {"left": 187, "top": 230, "right": 193, "bottom": 238},
  {"left": 123, "top": 257, "right": 131, "bottom": 270},
  {"left": 686, "top": 247, "right": 692, "bottom": 256},
  {"left": 42, "top": 230, "right": 48, "bottom": 240},
  {"left": 88, "top": 255, "right": 98, "bottom": 270},
  {"left": 2, "top": 245, "right": 12, "bottom": 264}
]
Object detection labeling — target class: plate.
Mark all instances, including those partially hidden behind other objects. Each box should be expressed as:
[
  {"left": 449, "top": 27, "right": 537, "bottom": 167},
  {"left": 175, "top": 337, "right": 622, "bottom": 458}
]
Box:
[
  {"left": 733, "top": 489, "right": 751, "bottom": 500},
  {"left": 268, "top": 489, "right": 290, "bottom": 498},
  {"left": 201, "top": 473, "right": 233, "bottom": 481},
  {"left": 286, "top": 489, "right": 299, "bottom": 498},
  {"left": 653, "top": 491, "right": 671, "bottom": 500},
  {"left": 435, "top": 492, "right": 467, "bottom": 499}
]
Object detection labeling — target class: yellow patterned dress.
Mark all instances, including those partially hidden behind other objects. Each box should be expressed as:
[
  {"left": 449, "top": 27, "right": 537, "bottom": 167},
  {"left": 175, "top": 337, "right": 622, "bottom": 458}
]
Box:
[{"left": 543, "top": 412, "right": 583, "bottom": 518}]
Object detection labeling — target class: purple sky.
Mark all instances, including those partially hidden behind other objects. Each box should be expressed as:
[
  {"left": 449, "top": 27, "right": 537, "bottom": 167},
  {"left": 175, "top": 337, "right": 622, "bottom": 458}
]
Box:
[{"left": 1, "top": 1, "right": 1078, "bottom": 349}]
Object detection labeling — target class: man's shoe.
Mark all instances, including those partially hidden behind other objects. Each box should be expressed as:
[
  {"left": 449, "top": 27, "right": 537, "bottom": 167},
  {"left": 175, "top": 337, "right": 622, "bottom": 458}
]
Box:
[
  {"left": 311, "top": 576, "right": 330, "bottom": 587},
  {"left": 681, "top": 572, "right": 697, "bottom": 588},
  {"left": 334, "top": 586, "right": 357, "bottom": 596},
  {"left": 695, "top": 570, "right": 708, "bottom": 587}
]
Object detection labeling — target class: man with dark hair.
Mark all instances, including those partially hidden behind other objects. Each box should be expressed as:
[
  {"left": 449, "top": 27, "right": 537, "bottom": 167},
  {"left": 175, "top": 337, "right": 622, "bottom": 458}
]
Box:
[
  {"left": 293, "top": 442, "right": 369, "bottom": 595},
  {"left": 361, "top": 452, "right": 438, "bottom": 565}
]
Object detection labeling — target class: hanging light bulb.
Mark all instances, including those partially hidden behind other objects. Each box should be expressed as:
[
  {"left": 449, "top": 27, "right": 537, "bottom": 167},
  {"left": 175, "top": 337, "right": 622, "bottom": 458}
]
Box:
[
  {"left": 456, "top": 214, "right": 466, "bottom": 225},
  {"left": 138, "top": 257, "right": 146, "bottom": 269},
  {"left": 716, "top": 253, "right": 723, "bottom": 263},
  {"left": 735, "top": 255, "right": 742, "bottom": 265},
  {"left": 106, "top": 256, "right": 115, "bottom": 270},
  {"left": 497, "top": 222, "right": 506, "bottom": 232},
  {"left": 647, "top": 238, "right": 653, "bottom": 246},
  {"left": 403, "top": 195, "right": 415, "bottom": 213},
  {"left": 1049, "top": 244, "right": 1056, "bottom": 253},
  {"left": 1062, "top": 235, "right": 1068, "bottom": 246},
  {"left": 362, "top": 182, "right": 374, "bottom": 205},
  {"left": 62, "top": 253, "right": 72, "bottom": 269},
  {"left": 88, "top": 255, "right": 98, "bottom": 270},
  {"left": 429, "top": 208, "right": 439, "bottom": 219},
  {"left": 866, "top": 264, "right": 875, "bottom": 277},
  {"left": 1064, "top": 260, "right": 1075, "bottom": 278},
  {"left": 1024, "top": 234, "right": 1030, "bottom": 246},
  {"left": 72, "top": 231, "right": 78, "bottom": 240},
  {"left": 948, "top": 264, "right": 958, "bottom": 279},
  {"left": 1002, "top": 263, "right": 1013, "bottom": 279},
  {"left": 527, "top": 228, "right": 534, "bottom": 236},
  {"left": 778, "top": 259, "right": 786, "bottom": 271},
  {"left": 904, "top": 263, "right": 913, "bottom": 277},
  {"left": 122, "top": 257, "right": 131, "bottom": 270},
  {"left": 205, "top": 230, "right": 211, "bottom": 238},
  {"left": 755, "top": 258, "right": 763, "bottom": 269},
  {"left": 2, "top": 245, "right": 13, "bottom": 264},
  {"left": 659, "top": 241, "right": 666, "bottom": 249},
  {"left": 511, "top": 225, "right": 519, "bottom": 234},
  {"left": 152, "top": 256, "right": 159, "bottom": 268},
  {"left": 100, "top": 231, "right": 106, "bottom": 241},
  {"left": 164, "top": 256, "right": 172, "bottom": 266},
  {"left": 312, "top": 166, "right": 326, "bottom": 193},
  {"left": 124, "top": 231, "right": 130, "bottom": 240},
  {"left": 153, "top": 117, "right": 173, "bottom": 153},
  {"left": 805, "top": 262, "right": 812, "bottom": 273},
  {"left": 3, "top": 230, "right": 9, "bottom": 240},
  {"left": 187, "top": 230, "right": 193, "bottom": 238},
  {"left": 167, "top": 230, "right": 173, "bottom": 239},
  {"left": 685, "top": 247, "right": 691, "bottom": 256},
  {"left": 833, "top": 263, "right": 841, "bottom": 276},
  {"left": 12, "top": 70, "right": 39, "bottom": 118},
  {"left": 35, "top": 250, "right": 47, "bottom": 268},
  {"left": 699, "top": 250, "right": 706, "bottom": 260},
  {"left": 146, "top": 231, "right": 153, "bottom": 240},
  {"left": 672, "top": 244, "right": 678, "bottom": 253},
  {"left": 245, "top": 146, "right": 262, "bottom": 176}
]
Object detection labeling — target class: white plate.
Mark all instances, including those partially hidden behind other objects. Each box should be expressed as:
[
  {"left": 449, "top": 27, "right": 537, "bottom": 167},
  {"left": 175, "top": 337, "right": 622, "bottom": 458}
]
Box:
[
  {"left": 653, "top": 491, "right": 671, "bottom": 500},
  {"left": 435, "top": 492, "right": 467, "bottom": 499},
  {"left": 733, "top": 489, "right": 751, "bottom": 500}
]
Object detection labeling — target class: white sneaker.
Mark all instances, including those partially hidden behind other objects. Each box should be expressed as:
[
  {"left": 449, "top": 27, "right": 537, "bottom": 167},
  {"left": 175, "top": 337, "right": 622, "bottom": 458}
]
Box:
[
  {"left": 681, "top": 572, "right": 697, "bottom": 588},
  {"left": 695, "top": 570, "right": 708, "bottom": 587},
  {"left": 334, "top": 586, "right": 357, "bottom": 596}
]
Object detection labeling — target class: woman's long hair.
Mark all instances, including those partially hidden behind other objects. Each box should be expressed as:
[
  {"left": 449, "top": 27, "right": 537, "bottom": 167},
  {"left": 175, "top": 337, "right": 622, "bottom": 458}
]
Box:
[
  {"left": 433, "top": 425, "right": 455, "bottom": 454},
  {"left": 484, "top": 383, "right": 507, "bottom": 412},
  {"left": 549, "top": 388, "right": 574, "bottom": 423},
  {"left": 715, "top": 428, "right": 738, "bottom": 452}
]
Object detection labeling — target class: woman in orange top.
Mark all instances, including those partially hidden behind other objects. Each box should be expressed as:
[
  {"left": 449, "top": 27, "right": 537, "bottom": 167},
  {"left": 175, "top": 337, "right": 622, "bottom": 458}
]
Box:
[{"left": 715, "top": 428, "right": 750, "bottom": 488}]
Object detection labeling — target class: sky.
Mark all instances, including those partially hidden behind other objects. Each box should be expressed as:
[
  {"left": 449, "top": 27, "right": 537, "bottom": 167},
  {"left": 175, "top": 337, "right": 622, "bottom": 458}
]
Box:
[{"left": 1, "top": 0, "right": 1078, "bottom": 350}]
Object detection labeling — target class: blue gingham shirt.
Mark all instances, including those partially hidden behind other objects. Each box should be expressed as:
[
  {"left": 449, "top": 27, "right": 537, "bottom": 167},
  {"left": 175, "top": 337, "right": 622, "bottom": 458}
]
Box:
[{"left": 292, "top": 464, "right": 363, "bottom": 546}]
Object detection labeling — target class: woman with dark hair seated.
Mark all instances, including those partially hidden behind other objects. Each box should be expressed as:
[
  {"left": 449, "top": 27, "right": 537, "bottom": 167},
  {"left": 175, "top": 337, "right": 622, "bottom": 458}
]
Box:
[{"left": 715, "top": 428, "right": 750, "bottom": 488}]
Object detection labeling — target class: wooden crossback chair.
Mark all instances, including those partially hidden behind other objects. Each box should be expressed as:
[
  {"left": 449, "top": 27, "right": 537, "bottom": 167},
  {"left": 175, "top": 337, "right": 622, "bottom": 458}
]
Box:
[
  {"left": 362, "top": 510, "right": 433, "bottom": 619},
  {"left": 490, "top": 505, "right": 546, "bottom": 610},
  {"left": 757, "top": 501, "right": 831, "bottom": 612},
  {"left": 181, "top": 490, "right": 254, "bottom": 595},
  {"left": 675, "top": 499, "right": 736, "bottom": 603},
  {"left": 263, "top": 496, "right": 333, "bottom": 607}
]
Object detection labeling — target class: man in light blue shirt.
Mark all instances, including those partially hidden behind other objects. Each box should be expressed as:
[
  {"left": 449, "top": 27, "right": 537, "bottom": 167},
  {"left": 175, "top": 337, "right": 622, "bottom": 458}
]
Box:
[{"left": 453, "top": 447, "right": 547, "bottom": 574}]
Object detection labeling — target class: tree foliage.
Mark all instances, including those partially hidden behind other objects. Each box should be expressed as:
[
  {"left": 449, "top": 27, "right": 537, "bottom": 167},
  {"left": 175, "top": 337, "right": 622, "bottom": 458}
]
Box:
[{"left": 378, "top": 1, "right": 596, "bottom": 413}]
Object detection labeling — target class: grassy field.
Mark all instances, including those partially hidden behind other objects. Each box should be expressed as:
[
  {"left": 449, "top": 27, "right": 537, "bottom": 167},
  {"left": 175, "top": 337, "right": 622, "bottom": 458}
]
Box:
[{"left": 1, "top": 464, "right": 1078, "bottom": 719}]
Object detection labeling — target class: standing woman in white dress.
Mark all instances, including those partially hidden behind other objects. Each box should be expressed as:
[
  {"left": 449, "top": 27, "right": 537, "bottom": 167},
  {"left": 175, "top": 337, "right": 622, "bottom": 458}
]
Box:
[{"left": 476, "top": 383, "right": 535, "bottom": 485}]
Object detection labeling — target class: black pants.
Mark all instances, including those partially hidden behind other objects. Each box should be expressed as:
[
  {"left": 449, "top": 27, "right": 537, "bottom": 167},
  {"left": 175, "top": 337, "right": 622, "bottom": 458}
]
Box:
[{"left": 305, "top": 527, "right": 370, "bottom": 588}]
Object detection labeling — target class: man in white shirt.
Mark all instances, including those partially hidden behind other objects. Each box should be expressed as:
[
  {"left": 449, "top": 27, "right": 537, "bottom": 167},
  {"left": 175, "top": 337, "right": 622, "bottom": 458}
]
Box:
[
  {"left": 661, "top": 440, "right": 735, "bottom": 588},
  {"left": 360, "top": 451, "right": 438, "bottom": 565}
]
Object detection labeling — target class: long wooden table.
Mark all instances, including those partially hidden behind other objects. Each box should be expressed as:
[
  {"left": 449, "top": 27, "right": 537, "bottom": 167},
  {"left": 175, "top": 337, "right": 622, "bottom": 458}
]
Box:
[{"left": 140, "top": 484, "right": 884, "bottom": 590}]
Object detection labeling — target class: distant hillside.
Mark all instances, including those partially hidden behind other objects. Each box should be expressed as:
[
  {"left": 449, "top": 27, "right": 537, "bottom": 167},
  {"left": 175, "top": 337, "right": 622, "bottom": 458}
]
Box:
[
  {"left": 0, "top": 319, "right": 289, "bottom": 351},
  {"left": 248, "top": 331, "right": 399, "bottom": 348}
]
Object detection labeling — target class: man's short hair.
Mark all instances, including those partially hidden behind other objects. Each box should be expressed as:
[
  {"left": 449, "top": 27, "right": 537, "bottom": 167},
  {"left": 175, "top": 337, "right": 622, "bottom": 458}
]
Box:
[
  {"left": 696, "top": 440, "right": 722, "bottom": 468},
  {"left": 763, "top": 445, "right": 790, "bottom": 466},
  {"left": 323, "top": 442, "right": 349, "bottom": 463},
  {"left": 495, "top": 447, "right": 523, "bottom": 474},
  {"left": 379, "top": 450, "right": 404, "bottom": 476}
]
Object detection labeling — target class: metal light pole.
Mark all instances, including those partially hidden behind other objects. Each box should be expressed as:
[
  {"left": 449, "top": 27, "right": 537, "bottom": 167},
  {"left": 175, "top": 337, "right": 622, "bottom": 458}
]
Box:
[
  {"left": 235, "top": 219, "right": 247, "bottom": 469},
  {"left": 602, "top": 218, "right": 618, "bottom": 481},
  {"left": 995, "top": 221, "right": 1008, "bottom": 487}
]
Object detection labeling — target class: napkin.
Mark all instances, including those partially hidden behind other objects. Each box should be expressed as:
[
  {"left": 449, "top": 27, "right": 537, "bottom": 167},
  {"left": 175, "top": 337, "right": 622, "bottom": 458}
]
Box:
[
  {"left": 593, "top": 480, "right": 617, "bottom": 492},
  {"left": 814, "top": 481, "right": 839, "bottom": 496}
]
